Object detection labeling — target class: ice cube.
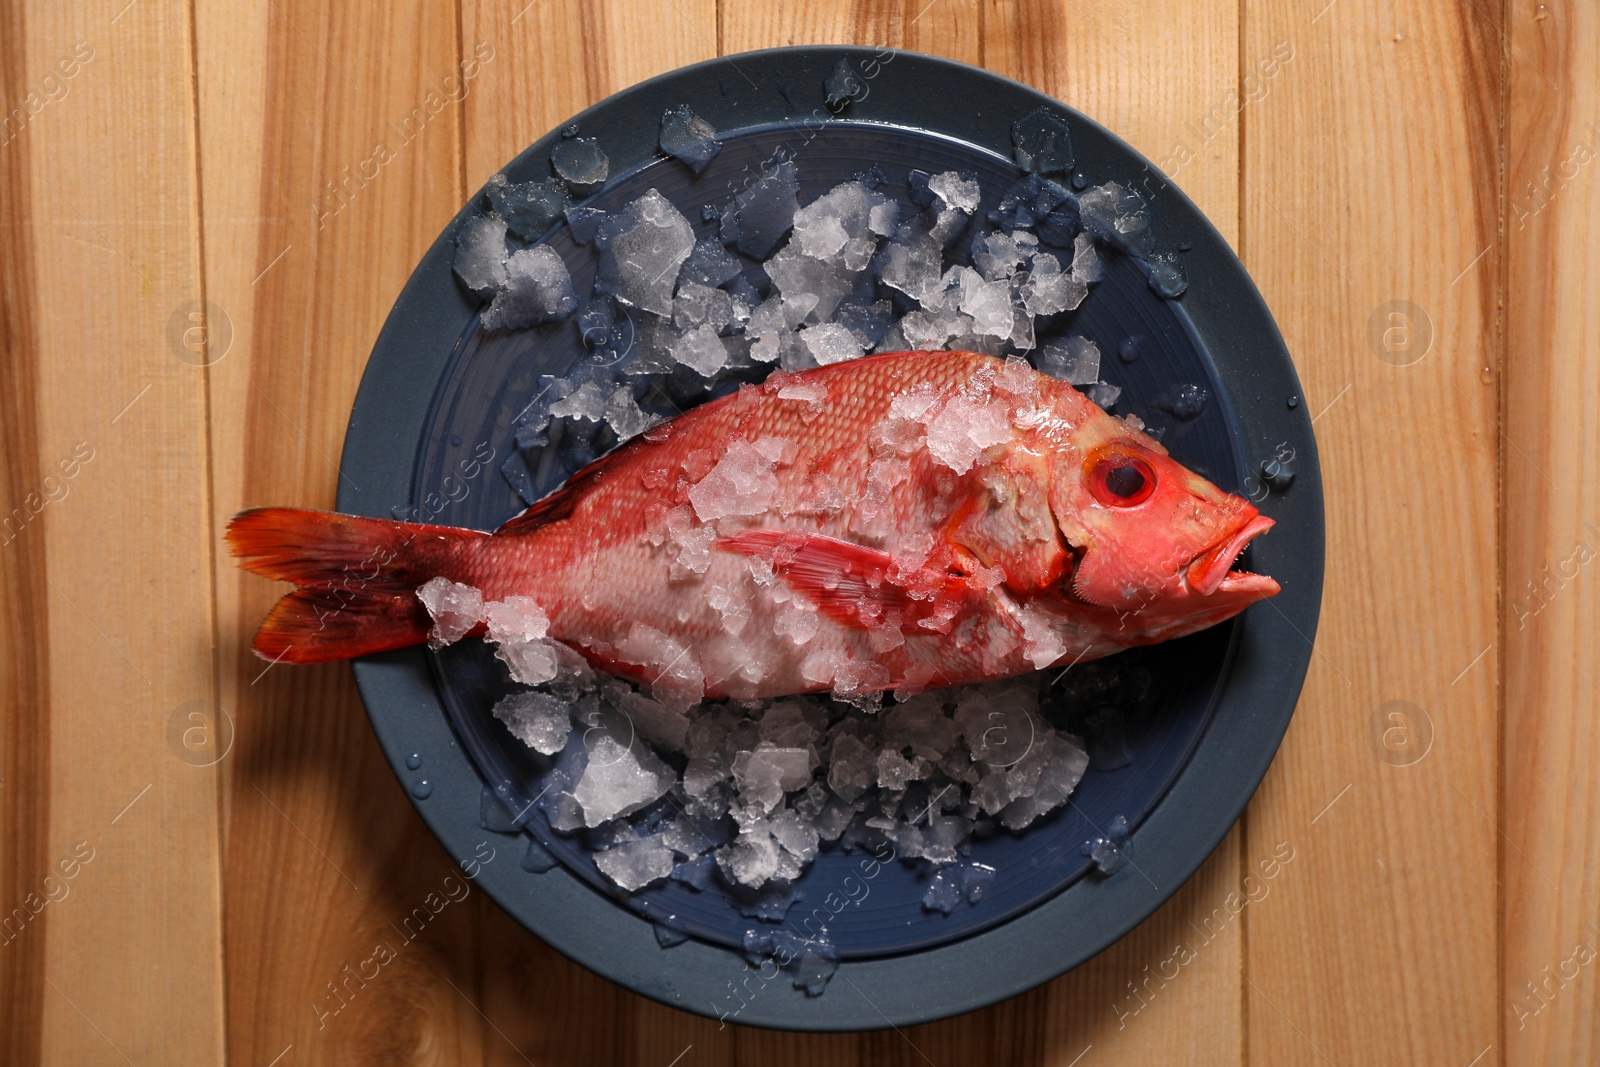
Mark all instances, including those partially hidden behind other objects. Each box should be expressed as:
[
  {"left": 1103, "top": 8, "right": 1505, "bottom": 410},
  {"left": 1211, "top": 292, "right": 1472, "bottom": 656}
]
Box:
[
  {"left": 1158, "top": 382, "right": 1210, "bottom": 421},
  {"left": 484, "top": 173, "right": 572, "bottom": 241},
  {"left": 923, "top": 395, "right": 1013, "bottom": 474},
  {"left": 416, "top": 577, "right": 483, "bottom": 646},
  {"left": 481, "top": 245, "right": 579, "bottom": 330},
  {"left": 1021, "top": 250, "right": 1088, "bottom": 316},
  {"left": 731, "top": 742, "right": 814, "bottom": 812},
  {"left": 678, "top": 236, "right": 743, "bottom": 288},
  {"left": 928, "top": 171, "right": 981, "bottom": 244},
  {"left": 720, "top": 159, "right": 799, "bottom": 258},
  {"left": 773, "top": 600, "right": 820, "bottom": 645},
  {"left": 1036, "top": 336, "right": 1101, "bottom": 385},
  {"left": 718, "top": 827, "right": 781, "bottom": 887},
  {"left": 799, "top": 322, "right": 863, "bottom": 366},
  {"left": 551, "top": 135, "right": 610, "bottom": 195},
  {"left": 923, "top": 861, "right": 998, "bottom": 912},
  {"left": 957, "top": 270, "right": 1016, "bottom": 339},
  {"left": 1085, "top": 382, "right": 1122, "bottom": 409},
  {"left": 822, "top": 733, "right": 874, "bottom": 804},
  {"left": 876, "top": 749, "right": 919, "bottom": 791},
  {"left": 601, "top": 684, "right": 694, "bottom": 751},
  {"left": 1078, "top": 181, "right": 1155, "bottom": 256},
  {"left": 929, "top": 171, "right": 981, "bottom": 214},
  {"left": 972, "top": 232, "right": 1026, "bottom": 281},
  {"left": 672, "top": 280, "right": 738, "bottom": 332},
  {"left": 603, "top": 383, "right": 656, "bottom": 439},
  {"left": 874, "top": 222, "right": 943, "bottom": 304},
  {"left": 1147, "top": 255, "right": 1188, "bottom": 298},
  {"left": 769, "top": 806, "right": 820, "bottom": 863},
  {"left": 617, "top": 623, "right": 705, "bottom": 711},
  {"left": 595, "top": 835, "right": 676, "bottom": 891},
  {"left": 565, "top": 203, "right": 608, "bottom": 244},
  {"left": 1082, "top": 814, "right": 1132, "bottom": 875},
  {"left": 596, "top": 189, "right": 695, "bottom": 316},
  {"left": 1011, "top": 106, "right": 1075, "bottom": 176},
  {"left": 791, "top": 181, "right": 881, "bottom": 271},
  {"left": 673, "top": 323, "right": 729, "bottom": 377},
  {"left": 659, "top": 104, "right": 722, "bottom": 174},
  {"left": 572, "top": 736, "right": 674, "bottom": 826},
  {"left": 492, "top": 690, "right": 571, "bottom": 755},
  {"left": 687, "top": 438, "right": 780, "bottom": 521},
  {"left": 833, "top": 299, "right": 894, "bottom": 348},
  {"left": 824, "top": 57, "right": 863, "bottom": 111},
  {"left": 548, "top": 379, "right": 607, "bottom": 421},
  {"left": 483, "top": 595, "right": 560, "bottom": 685},
  {"left": 766, "top": 247, "right": 853, "bottom": 326},
  {"left": 922, "top": 866, "right": 965, "bottom": 913},
  {"left": 452, "top": 212, "right": 508, "bottom": 296},
  {"left": 1070, "top": 231, "right": 1105, "bottom": 283}
]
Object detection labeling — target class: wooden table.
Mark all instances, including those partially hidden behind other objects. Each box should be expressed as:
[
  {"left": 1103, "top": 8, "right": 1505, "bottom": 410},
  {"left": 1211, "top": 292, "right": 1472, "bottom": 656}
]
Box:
[{"left": 2, "top": 0, "right": 1593, "bottom": 1063}]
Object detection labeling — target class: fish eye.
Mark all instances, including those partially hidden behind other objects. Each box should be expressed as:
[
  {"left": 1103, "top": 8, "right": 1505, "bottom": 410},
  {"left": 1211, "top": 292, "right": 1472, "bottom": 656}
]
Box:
[{"left": 1087, "top": 452, "right": 1157, "bottom": 507}]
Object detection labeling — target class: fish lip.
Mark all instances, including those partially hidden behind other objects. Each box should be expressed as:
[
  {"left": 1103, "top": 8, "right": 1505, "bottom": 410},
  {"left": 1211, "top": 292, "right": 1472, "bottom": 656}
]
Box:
[
  {"left": 1215, "top": 569, "right": 1281, "bottom": 597},
  {"left": 1185, "top": 514, "right": 1276, "bottom": 596}
]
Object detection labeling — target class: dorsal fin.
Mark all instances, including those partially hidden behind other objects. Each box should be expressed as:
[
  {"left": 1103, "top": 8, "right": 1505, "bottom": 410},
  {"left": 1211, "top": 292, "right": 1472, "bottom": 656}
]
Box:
[{"left": 494, "top": 444, "right": 629, "bottom": 536}]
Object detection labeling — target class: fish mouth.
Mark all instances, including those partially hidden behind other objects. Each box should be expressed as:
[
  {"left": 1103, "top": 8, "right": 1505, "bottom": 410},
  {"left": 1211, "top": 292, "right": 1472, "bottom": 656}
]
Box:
[{"left": 1184, "top": 514, "right": 1278, "bottom": 597}]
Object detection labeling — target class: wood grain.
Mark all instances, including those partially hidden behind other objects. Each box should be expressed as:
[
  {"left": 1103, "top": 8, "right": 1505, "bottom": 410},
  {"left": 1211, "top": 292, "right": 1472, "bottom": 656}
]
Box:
[
  {"left": 2, "top": 0, "right": 1595, "bottom": 1063},
  {"left": 454, "top": 3, "right": 720, "bottom": 1063},
  {"left": 983, "top": 4, "right": 1245, "bottom": 1063},
  {"left": 1240, "top": 0, "right": 1504, "bottom": 1063},
  {"left": 0, "top": 3, "right": 52, "bottom": 1062},
  {"left": 197, "top": 1, "right": 490, "bottom": 1064},
  {"left": 1503, "top": 0, "right": 1600, "bottom": 1062},
  {"left": 5, "top": 0, "right": 231, "bottom": 1064}
]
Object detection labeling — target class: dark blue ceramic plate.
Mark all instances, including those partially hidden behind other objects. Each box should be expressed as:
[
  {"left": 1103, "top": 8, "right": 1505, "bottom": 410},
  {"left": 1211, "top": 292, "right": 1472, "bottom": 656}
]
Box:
[{"left": 339, "top": 46, "right": 1323, "bottom": 1030}]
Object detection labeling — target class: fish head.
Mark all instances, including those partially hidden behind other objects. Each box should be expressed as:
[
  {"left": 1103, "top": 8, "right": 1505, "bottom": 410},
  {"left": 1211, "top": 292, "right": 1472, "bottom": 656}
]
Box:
[{"left": 1045, "top": 404, "right": 1280, "bottom": 631}]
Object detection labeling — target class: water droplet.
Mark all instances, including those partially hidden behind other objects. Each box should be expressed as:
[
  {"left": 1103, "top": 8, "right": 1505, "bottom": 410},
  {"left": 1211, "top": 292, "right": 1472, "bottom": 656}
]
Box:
[
  {"left": 1287, "top": 395, "right": 1300, "bottom": 409},
  {"left": 1070, "top": 172, "right": 1089, "bottom": 191},
  {"left": 655, "top": 922, "right": 689, "bottom": 948},
  {"left": 411, "top": 780, "right": 433, "bottom": 799},
  {"left": 1479, "top": 365, "right": 1494, "bottom": 384},
  {"left": 405, "top": 753, "right": 422, "bottom": 770},
  {"left": 448, "top": 432, "right": 463, "bottom": 447}
]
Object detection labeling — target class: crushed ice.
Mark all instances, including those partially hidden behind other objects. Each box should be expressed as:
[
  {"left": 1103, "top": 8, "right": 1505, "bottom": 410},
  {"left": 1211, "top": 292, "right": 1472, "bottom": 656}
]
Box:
[{"left": 440, "top": 142, "right": 1193, "bottom": 923}]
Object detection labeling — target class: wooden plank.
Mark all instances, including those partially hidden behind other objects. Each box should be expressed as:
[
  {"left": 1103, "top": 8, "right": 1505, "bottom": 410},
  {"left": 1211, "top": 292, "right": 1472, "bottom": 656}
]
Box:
[
  {"left": 0, "top": 2, "right": 55, "bottom": 1061},
  {"left": 986, "top": 0, "right": 1241, "bottom": 242},
  {"left": 717, "top": 6, "right": 972, "bottom": 1061},
  {"left": 461, "top": 0, "right": 721, "bottom": 192},
  {"left": 451, "top": 2, "right": 719, "bottom": 1063},
  {"left": 1241, "top": 0, "right": 1503, "bottom": 1063},
  {"left": 4, "top": 1, "right": 228, "bottom": 1064},
  {"left": 1503, "top": 1, "right": 1600, "bottom": 1062},
  {"left": 983, "top": 4, "right": 1245, "bottom": 1064},
  {"left": 195, "top": 1, "right": 492, "bottom": 1063},
  {"left": 722, "top": 1, "right": 1247, "bottom": 1062},
  {"left": 718, "top": 0, "right": 979, "bottom": 61}
]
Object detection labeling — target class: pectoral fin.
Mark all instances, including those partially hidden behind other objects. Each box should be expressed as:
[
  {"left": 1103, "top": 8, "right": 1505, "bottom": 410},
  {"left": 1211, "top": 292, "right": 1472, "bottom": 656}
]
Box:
[{"left": 715, "top": 529, "right": 982, "bottom": 635}]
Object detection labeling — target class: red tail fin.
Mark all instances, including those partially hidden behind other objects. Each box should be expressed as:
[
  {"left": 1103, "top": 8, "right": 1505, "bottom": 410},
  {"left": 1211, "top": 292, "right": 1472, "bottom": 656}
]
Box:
[{"left": 227, "top": 507, "right": 489, "bottom": 664}]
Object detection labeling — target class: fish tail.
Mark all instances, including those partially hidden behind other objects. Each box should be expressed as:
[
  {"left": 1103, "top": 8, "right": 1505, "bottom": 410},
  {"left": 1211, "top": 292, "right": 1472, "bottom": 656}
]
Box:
[{"left": 227, "top": 506, "right": 489, "bottom": 664}]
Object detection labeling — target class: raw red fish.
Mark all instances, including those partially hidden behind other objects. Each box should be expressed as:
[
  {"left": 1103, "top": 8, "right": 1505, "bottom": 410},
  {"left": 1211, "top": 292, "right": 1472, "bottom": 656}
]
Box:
[{"left": 230, "top": 350, "right": 1278, "bottom": 701}]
